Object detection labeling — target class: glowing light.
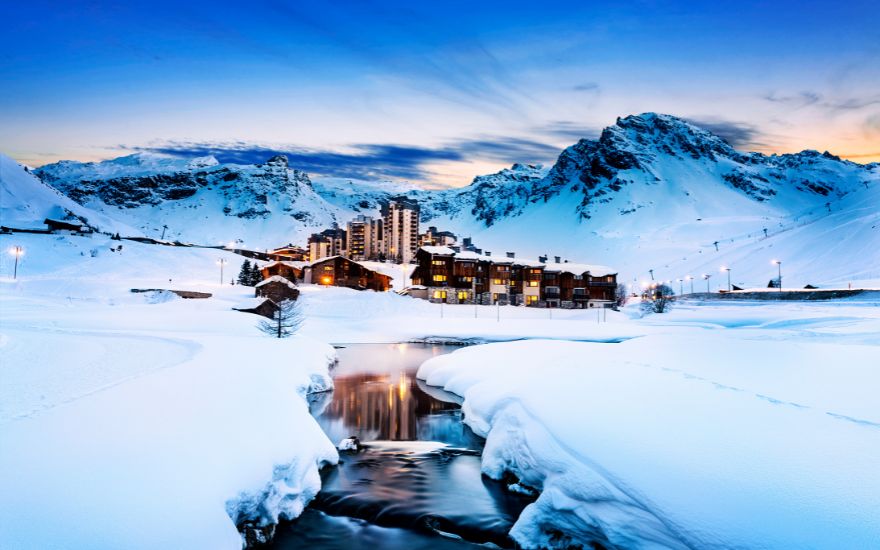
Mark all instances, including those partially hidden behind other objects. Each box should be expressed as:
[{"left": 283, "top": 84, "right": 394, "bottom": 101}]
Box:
[
  {"left": 720, "top": 266, "right": 730, "bottom": 272},
  {"left": 8, "top": 246, "right": 24, "bottom": 257},
  {"left": 321, "top": 276, "right": 332, "bottom": 285},
  {"left": 772, "top": 259, "right": 781, "bottom": 265}
]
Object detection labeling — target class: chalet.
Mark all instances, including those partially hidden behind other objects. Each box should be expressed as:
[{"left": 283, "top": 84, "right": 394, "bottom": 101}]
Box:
[
  {"left": 44, "top": 218, "right": 87, "bottom": 233},
  {"left": 268, "top": 245, "right": 307, "bottom": 262},
  {"left": 260, "top": 260, "right": 305, "bottom": 282},
  {"left": 411, "top": 246, "right": 617, "bottom": 307},
  {"left": 255, "top": 275, "right": 300, "bottom": 303},
  {"left": 304, "top": 256, "right": 392, "bottom": 291}
]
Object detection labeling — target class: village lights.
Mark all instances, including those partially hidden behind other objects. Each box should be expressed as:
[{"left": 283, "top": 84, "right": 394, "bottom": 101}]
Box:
[
  {"left": 321, "top": 276, "right": 332, "bottom": 285},
  {"left": 8, "top": 245, "right": 23, "bottom": 279},
  {"left": 772, "top": 260, "right": 782, "bottom": 291},
  {"left": 216, "top": 258, "right": 227, "bottom": 284},
  {"left": 721, "top": 266, "right": 731, "bottom": 292}
]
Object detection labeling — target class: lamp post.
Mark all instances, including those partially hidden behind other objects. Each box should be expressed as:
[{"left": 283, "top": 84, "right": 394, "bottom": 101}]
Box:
[
  {"left": 721, "top": 266, "right": 731, "bottom": 292},
  {"left": 686, "top": 275, "right": 694, "bottom": 294},
  {"left": 216, "top": 258, "right": 227, "bottom": 285},
  {"left": 703, "top": 274, "right": 711, "bottom": 293},
  {"left": 9, "top": 246, "right": 23, "bottom": 279},
  {"left": 773, "top": 260, "right": 782, "bottom": 291},
  {"left": 678, "top": 278, "right": 683, "bottom": 296}
]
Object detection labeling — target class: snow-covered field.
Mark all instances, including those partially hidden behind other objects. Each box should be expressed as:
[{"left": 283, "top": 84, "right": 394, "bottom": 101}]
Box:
[
  {"left": 418, "top": 300, "right": 880, "bottom": 549},
  {"left": 2, "top": 231, "right": 879, "bottom": 549},
  {"left": 0, "top": 233, "right": 339, "bottom": 549}
]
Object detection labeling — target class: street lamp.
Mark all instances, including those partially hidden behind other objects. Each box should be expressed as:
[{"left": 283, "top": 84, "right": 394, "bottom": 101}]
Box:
[
  {"left": 216, "top": 258, "right": 227, "bottom": 284},
  {"left": 677, "top": 278, "right": 683, "bottom": 295},
  {"left": 772, "top": 260, "right": 782, "bottom": 292},
  {"left": 8, "top": 246, "right": 23, "bottom": 279},
  {"left": 720, "top": 266, "right": 731, "bottom": 292},
  {"left": 703, "top": 273, "right": 712, "bottom": 293},
  {"left": 686, "top": 275, "right": 694, "bottom": 294}
]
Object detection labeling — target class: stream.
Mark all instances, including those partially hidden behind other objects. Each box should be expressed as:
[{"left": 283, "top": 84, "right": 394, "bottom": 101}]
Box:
[{"left": 268, "top": 343, "right": 534, "bottom": 549}]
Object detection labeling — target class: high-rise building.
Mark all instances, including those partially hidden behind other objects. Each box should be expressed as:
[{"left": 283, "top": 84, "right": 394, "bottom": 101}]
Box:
[
  {"left": 346, "top": 215, "right": 371, "bottom": 261},
  {"left": 382, "top": 197, "right": 420, "bottom": 264},
  {"left": 308, "top": 224, "right": 346, "bottom": 261}
]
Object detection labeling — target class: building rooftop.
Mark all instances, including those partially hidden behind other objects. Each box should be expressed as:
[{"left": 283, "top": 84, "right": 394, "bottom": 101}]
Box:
[{"left": 418, "top": 246, "right": 616, "bottom": 275}]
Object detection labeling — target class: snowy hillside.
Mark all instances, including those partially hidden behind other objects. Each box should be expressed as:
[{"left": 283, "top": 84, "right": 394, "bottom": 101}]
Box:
[
  {"left": 423, "top": 114, "right": 880, "bottom": 287},
  {"left": 19, "top": 113, "right": 880, "bottom": 285},
  {"left": 34, "top": 153, "right": 351, "bottom": 248},
  {"left": 0, "top": 153, "right": 135, "bottom": 234}
]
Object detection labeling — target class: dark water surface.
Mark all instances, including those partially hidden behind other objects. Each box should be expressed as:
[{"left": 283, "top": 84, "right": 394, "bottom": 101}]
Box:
[{"left": 270, "top": 343, "right": 533, "bottom": 549}]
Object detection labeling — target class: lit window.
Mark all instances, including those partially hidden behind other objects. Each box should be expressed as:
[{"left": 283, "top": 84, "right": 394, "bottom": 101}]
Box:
[
  {"left": 433, "top": 290, "right": 447, "bottom": 299},
  {"left": 433, "top": 274, "right": 447, "bottom": 282},
  {"left": 528, "top": 281, "right": 539, "bottom": 287},
  {"left": 526, "top": 295, "right": 538, "bottom": 305},
  {"left": 432, "top": 260, "right": 445, "bottom": 265},
  {"left": 493, "top": 278, "right": 503, "bottom": 285},
  {"left": 457, "top": 291, "right": 468, "bottom": 300}
]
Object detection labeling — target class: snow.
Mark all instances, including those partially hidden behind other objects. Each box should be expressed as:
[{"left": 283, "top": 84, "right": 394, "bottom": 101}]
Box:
[
  {"left": 0, "top": 232, "right": 338, "bottom": 549},
  {"left": 417, "top": 302, "right": 880, "bottom": 549},
  {"left": 255, "top": 274, "right": 297, "bottom": 289},
  {"left": 0, "top": 153, "right": 135, "bottom": 234}
]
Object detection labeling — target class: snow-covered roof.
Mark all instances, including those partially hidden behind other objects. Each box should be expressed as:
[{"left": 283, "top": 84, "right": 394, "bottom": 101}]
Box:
[
  {"left": 255, "top": 275, "right": 297, "bottom": 289},
  {"left": 262, "top": 260, "right": 306, "bottom": 270},
  {"left": 542, "top": 262, "right": 617, "bottom": 276},
  {"left": 511, "top": 258, "right": 546, "bottom": 268},
  {"left": 419, "top": 246, "right": 615, "bottom": 274},
  {"left": 305, "top": 256, "right": 390, "bottom": 277},
  {"left": 419, "top": 246, "right": 456, "bottom": 256}
]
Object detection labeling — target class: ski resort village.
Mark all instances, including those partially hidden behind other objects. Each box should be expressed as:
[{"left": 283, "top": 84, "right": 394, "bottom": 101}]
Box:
[{"left": 2, "top": 5, "right": 880, "bottom": 546}]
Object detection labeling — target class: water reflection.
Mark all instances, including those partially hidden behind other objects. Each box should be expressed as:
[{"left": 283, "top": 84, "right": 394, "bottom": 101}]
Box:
[{"left": 316, "top": 344, "right": 481, "bottom": 449}]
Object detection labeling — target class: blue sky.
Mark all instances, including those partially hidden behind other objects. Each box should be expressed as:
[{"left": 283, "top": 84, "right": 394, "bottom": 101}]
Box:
[{"left": 1, "top": 0, "right": 878, "bottom": 186}]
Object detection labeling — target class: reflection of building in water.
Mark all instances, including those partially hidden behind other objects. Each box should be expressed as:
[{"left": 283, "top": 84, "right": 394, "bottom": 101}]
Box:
[{"left": 325, "top": 371, "right": 459, "bottom": 440}]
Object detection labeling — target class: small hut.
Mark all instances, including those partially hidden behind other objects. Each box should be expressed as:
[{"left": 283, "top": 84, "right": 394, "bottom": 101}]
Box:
[
  {"left": 255, "top": 275, "right": 299, "bottom": 302},
  {"left": 232, "top": 297, "right": 278, "bottom": 319}
]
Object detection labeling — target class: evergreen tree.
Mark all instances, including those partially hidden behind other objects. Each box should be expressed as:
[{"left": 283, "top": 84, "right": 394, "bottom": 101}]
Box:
[
  {"left": 237, "top": 260, "right": 252, "bottom": 285},
  {"left": 249, "top": 262, "right": 264, "bottom": 286}
]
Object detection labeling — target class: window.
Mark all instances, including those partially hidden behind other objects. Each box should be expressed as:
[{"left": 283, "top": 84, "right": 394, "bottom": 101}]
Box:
[
  {"left": 457, "top": 291, "right": 468, "bottom": 301},
  {"left": 574, "top": 288, "right": 586, "bottom": 295},
  {"left": 432, "top": 260, "right": 445, "bottom": 265},
  {"left": 528, "top": 281, "right": 539, "bottom": 287},
  {"left": 543, "top": 273, "right": 556, "bottom": 280},
  {"left": 531, "top": 269, "right": 541, "bottom": 274},
  {"left": 526, "top": 295, "right": 538, "bottom": 305},
  {"left": 460, "top": 276, "right": 473, "bottom": 282},
  {"left": 574, "top": 274, "right": 583, "bottom": 280},
  {"left": 433, "top": 290, "right": 447, "bottom": 299},
  {"left": 433, "top": 274, "right": 447, "bottom": 282},
  {"left": 493, "top": 278, "right": 503, "bottom": 285},
  {"left": 323, "top": 265, "right": 333, "bottom": 271}
]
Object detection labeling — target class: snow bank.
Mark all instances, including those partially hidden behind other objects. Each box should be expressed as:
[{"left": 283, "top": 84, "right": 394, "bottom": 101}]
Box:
[
  {"left": 0, "top": 233, "right": 340, "bottom": 549},
  {"left": 418, "top": 335, "right": 880, "bottom": 549}
]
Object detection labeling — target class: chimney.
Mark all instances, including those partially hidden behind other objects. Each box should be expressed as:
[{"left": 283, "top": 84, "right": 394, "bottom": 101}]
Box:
[
  {"left": 554, "top": 255, "right": 561, "bottom": 263},
  {"left": 506, "top": 251, "right": 515, "bottom": 258}
]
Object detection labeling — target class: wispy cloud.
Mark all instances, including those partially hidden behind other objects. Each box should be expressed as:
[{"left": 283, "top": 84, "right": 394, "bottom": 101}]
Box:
[
  {"left": 684, "top": 117, "right": 766, "bottom": 148},
  {"left": 763, "top": 91, "right": 822, "bottom": 108},
  {"left": 125, "top": 134, "right": 564, "bottom": 184},
  {"left": 763, "top": 91, "right": 880, "bottom": 113}
]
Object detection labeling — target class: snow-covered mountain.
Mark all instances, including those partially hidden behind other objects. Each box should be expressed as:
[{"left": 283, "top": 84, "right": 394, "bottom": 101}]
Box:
[
  {"left": 0, "top": 153, "right": 135, "bottom": 234},
  {"left": 420, "top": 114, "right": 879, "bottom": 287},
  {"left": 8, "top": 113, "right": 879, "bottom": 285},
  {"left": 34, "top": 153, "right": 347, "bottom": 247}
]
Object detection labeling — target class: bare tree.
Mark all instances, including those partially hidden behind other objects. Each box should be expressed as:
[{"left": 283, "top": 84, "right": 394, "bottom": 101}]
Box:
[
  {"left": 257, "top": 300, "right": 303, "bottom": 338},
  {"left": 641, "top": 284, "right": 674, "bottom": 314},
  {"left": 614, "top": 283, "right": 629, "bottom": 307}
]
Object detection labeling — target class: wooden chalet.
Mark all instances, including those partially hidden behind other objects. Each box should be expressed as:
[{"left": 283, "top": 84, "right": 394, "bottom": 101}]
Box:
[
  {"left": 412, "top": 246, "right": 617, "bottom": 307},
  {"left": 267, "top": 246, "right": 308, "bottom": 261},
  {"left": 260, "top": 260, "right": 305, "bottom": 282},
  {"left": 255, "top": 275, "right": 300, "bottom": 302},
  {"left": 304, "top": 256, "right": 392, "bottom": 291},
  {"left": 232, "top": 297, "right": 278, "bottom": 319}
]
